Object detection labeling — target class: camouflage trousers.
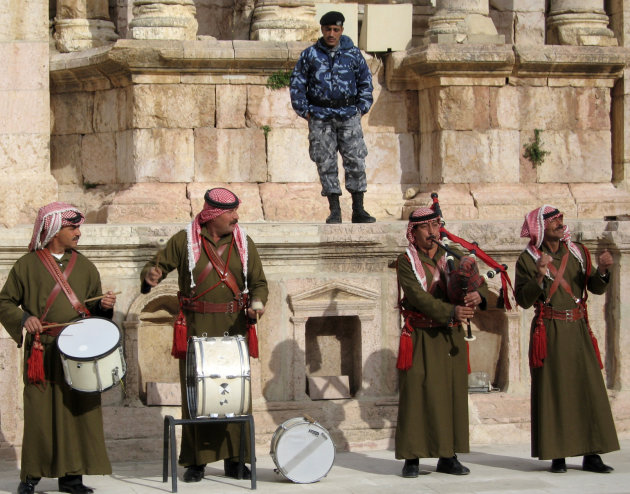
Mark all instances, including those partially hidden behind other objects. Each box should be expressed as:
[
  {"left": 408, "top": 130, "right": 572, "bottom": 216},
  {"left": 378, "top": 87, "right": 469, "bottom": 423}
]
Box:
[{"left": 308, "top": 114, "right": 368, "bottom": 196}]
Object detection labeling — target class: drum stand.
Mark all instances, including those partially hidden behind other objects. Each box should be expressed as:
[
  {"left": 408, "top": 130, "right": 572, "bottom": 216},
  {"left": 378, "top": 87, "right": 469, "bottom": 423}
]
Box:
[{"left": 162, "top": 414, "right": 257, "bottom": 492}]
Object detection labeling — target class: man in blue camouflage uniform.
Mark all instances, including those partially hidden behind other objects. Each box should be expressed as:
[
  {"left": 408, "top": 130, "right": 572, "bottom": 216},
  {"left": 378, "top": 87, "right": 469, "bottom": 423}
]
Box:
[{"left": 290, "top": 11, "right": 375, "bottom": 224}]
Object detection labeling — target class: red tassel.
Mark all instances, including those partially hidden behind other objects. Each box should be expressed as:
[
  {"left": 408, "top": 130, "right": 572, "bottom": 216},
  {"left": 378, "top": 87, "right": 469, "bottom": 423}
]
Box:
[
  {"left": 171, "top": 309, "right": 188, "bottom": 359},
  {"left": 396, "top": 327, "right": 413, "bottom": 371},
  {"left": 27, "top": 335, "right": 45, "bottom": 385},
  {"left": 247, "top": 323, "right": 259, "bottom": 359},
  {"left": 529, "top": 306, "right": 547, "bottom": 369},
  {"left": 466, "top": 341, "right": 471, "bottom": 374}
]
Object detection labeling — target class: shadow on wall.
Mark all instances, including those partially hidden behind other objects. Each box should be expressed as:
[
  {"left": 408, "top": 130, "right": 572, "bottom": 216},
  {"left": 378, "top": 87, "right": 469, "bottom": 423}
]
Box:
[{"left": 263, "top": 338, "right": 349, "bottom": 451}]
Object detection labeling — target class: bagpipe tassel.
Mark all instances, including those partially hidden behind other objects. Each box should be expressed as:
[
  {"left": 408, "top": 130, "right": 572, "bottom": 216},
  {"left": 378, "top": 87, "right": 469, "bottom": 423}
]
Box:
[
  {"left": 171, "top": 305, "right": 188, "bottom": 359},
  {"left": 247, "top": 322, "right": 259, "bottom": 359},
  {"left": 27, "top": 335, "right": 45, "bottom": 385},
  {"left": 396, "top": 325, "right": 414, "bottom": 371}
]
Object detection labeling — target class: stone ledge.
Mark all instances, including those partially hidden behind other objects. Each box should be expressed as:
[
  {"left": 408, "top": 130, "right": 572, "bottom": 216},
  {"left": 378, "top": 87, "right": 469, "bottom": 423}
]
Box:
[
  {"left": 50, "top": 39, "right": 309, "bottom": 93},
  {"left": 386, "top": 44, "right": 627, "bottom": 91},
  {"left": 513, "top": 45, "right": 626, "bottom": 79}
]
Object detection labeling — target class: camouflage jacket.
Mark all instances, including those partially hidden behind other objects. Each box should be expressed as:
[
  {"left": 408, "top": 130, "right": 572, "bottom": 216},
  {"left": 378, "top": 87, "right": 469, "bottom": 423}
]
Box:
[{"left": 290, "top": 35, "right": 373, "bottom": 120}]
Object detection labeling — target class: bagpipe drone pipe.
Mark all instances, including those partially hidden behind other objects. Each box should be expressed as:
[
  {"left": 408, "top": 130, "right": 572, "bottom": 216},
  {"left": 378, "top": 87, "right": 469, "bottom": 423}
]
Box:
[{"left": 429, "top": 193, "right": 516, "bottom": 340}]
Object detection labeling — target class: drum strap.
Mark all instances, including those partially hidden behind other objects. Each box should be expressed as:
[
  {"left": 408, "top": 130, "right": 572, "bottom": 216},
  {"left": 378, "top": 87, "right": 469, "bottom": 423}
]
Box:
[{"left": 36, "top": 249, "right": 90, "bottom": 319}]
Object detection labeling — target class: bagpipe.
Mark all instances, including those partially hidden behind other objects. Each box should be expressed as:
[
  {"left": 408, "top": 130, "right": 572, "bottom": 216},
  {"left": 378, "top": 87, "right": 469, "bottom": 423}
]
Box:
[{"left": 429, "top": 193, "right": 516, "bottom": 341}]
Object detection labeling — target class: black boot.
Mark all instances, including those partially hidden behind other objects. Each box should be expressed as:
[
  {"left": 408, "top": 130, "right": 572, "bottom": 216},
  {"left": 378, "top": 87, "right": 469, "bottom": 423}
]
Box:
[
  {"left": 183, "top": 464, "right": 205, "bottom": 482},
  {"left": 224, "top": 459, "right": 251, "bottom": 479},
  {"left": 550, "top": 458, "right": 567, "bottom": 473},
  {"left": 436, "top": 455, "right": 470, "bottom": 475},
  {"left": 351, "top": 192, "right": 375, "bottom": 223},
  {"left": 17, "top": 477, "right": 39, "bottom": 494},
  {"left": 58, "top": 475, "right": 94, "bottom": 494},
  {"left": 582, "top": 454, "right": 613, "bottom": 473},
  {"left": 401, "top": 458, "right": 419, "bottom": 478},
  {"left": 326, "top": 194, "right": 342, "bottom": 224}
]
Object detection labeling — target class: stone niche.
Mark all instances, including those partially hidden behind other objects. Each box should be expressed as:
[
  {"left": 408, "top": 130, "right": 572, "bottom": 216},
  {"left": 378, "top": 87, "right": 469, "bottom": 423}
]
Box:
[
  {"left": 288, "top": 281, "right": 379, "bottom": 401},
  {"left": 124, "top": 279, "right": 180, "bottom": 404}
]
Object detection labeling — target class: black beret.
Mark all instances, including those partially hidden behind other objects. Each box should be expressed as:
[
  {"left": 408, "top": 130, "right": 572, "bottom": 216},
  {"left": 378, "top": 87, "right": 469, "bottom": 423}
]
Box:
[{"left": 320, "top": 11, "right": 344, "bottom": 26}]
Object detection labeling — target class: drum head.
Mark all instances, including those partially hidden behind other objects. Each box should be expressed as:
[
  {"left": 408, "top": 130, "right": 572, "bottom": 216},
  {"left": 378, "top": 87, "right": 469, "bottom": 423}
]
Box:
[
  {"left": 57, "top": 317, "right": 120, "bottom": 360},
  {"left": 273, "top": 421, "right": 335, "bottom": 483}
]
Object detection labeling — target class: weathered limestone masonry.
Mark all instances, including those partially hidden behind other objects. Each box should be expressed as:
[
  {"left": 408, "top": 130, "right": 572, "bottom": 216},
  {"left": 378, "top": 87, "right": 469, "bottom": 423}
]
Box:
[{"left": 2, "top": 0, "right": 630, "bottom": 464}]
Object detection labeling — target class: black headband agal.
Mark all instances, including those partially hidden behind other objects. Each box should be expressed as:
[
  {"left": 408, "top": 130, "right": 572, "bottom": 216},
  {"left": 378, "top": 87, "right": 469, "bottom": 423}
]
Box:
[
  {"left": 66, "top": 213, "right": 83, "bottom": 224},
  {"left": 409, "top": 210, "right": 440, "bottom": 223},
  {"left": 542, "top": 208, "right": 561, "bottom": 220},
  {"left": 204, "top": 189, "right": 239, "bottom": 210}
]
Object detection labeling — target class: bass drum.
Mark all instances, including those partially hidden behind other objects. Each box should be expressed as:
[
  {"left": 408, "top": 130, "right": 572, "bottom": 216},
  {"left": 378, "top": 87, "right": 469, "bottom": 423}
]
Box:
[
  {"left": 270, "top": 417, "right": 335, "bottom": 483},
  {"left": 186, "top": 335, "right": 251, "bottom": 418},
  {"left": 57, "top": 317, "right": 126, "bottom": 393}
]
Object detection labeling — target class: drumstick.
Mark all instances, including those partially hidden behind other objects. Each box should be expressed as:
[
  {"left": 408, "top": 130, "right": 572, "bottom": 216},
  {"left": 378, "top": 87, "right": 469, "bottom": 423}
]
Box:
[
  {"left": 40, "top": 321, "right": 75, "bottom": 330},
  {"left": 303, "top": 414, "right": 316, "bottom": 424},
  {"left": 83, "top": 291, "right": 122, "bottom": 303}
]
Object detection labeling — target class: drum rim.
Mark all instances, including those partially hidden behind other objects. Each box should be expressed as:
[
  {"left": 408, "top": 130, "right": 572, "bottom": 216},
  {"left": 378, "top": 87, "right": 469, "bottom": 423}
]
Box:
[
  {"left": 56, "top": 316, "right": 122, "bottom": 361},
  {"left": 270, "top": 418, "right": 336, "bottom": 483}
]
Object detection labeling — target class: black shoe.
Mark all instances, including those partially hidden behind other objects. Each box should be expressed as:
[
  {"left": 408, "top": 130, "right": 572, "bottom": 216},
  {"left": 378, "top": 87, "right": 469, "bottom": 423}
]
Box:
[
  {"left": 183, "top": 465, "right": 205, "bottom": 483},
  {"left": 17, "top": 477, "right": 39, "bottom": 494},
  {"left": 351, "top": 192, "right": 376, "bottom": 223},
  {"left": 550, "top": 458, "right": 567, "bottom": 473},
  {"left": 58, "top": 475, "right": 94, "bottom": 494},
  {"left": 436, "top": 456, "right": 470, "bottom": 475},
  {"left": 224, "top": 459, "right": 251, "bottom": 480},
  {"left": 402, "top": 458, "right": 419, "bottom": 478},
  {"left": 582, "top": 454, "right": 613, "bottom": 473},
  {"left": 326, "top": 195, "right": 342, "bottom": 224}
]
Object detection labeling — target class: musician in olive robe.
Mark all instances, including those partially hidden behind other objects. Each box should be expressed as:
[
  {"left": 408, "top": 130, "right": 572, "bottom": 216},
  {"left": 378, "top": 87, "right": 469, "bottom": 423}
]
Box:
[
  {"left": 0, "top": 202, "right": 117, "bottom": 494},
  {"left": 395, "top": 207, "right": 488, "bottom": 478},
  {"left": 141, "top": 187, "right": 268, "bottom": 483},
  {"left": 515, "top": 206, "right": 618, "bottom": 473}
]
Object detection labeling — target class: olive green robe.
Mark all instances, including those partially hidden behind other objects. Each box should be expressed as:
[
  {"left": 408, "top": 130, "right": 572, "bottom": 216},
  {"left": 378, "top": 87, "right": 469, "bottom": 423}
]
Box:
[
  {"left": 515, "top": 242, "right": 619, "bottom": 460},
  {"left": 0, "top": 249, "right": 113, "bottom": 481},
  {"left": 395, "top": 246, "right": 488, "bottom": 459},
  {"left": 141, "top": 227, "right": 268, "bottom": 466}
]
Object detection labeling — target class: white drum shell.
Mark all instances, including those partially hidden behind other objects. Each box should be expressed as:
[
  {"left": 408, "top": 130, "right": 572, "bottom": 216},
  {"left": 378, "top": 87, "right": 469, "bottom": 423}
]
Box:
[
  {"left": 270, "top": 418, "right": 336, "bottom": 483},
  {"left": 57, "top": 317, "right": 126, "bottom": 393},
  {"left": 187, "top": 335, "right": 251, "bottom": 418}
]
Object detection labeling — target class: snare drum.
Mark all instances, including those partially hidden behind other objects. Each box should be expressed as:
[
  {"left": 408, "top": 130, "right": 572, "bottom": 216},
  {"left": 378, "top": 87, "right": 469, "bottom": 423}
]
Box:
[
  {"left": 270, "top": 417, "right": 336, "bottom": 483},
  {"left": 186, "top": 335, "right": 251, "bottom": 418},
  {"left": 57, "top": 317, "right": 126, "bottom": 393}
]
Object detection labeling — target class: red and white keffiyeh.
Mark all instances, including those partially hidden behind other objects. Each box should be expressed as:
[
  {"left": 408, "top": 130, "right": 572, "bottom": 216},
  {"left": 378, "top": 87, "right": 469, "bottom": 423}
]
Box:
[
  {"left": 185, "top": 188, "right": 248, "bottom": 289},
  {"left": 520, "top": 205, "right": 584, "bottom": 274},
  {"left": 405, "top": 207, "right": 447, "bottom": 290},
  {"left": 28, "top": 202, "right": 85, "bottom": 252}
]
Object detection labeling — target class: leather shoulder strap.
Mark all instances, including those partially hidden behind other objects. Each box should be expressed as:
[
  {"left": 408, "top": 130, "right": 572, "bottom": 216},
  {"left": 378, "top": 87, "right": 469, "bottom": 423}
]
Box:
[
  {"left": 36, "top": 250, "right": 90, "bottom": 318},
  {"left": 202, "top": 237, "right": 242, "bottom": 298}
]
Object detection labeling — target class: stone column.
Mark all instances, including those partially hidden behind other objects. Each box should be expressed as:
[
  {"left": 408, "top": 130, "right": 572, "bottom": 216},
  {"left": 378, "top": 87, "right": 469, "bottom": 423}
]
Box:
[
  {"left": 547, "top": 0, "right": 617, "bottom": 46},
  {"left": 250, "top": 0, "right": 318, "bottom": 42},
  {"left": 129, "top": 0, "right": 198, "bottom": 40},
  {"left": 54, "top": 0, "right": 118, "bottom": 52},
  {"left": 425, "top": 0, "right": 504, "bottom": 44}
]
